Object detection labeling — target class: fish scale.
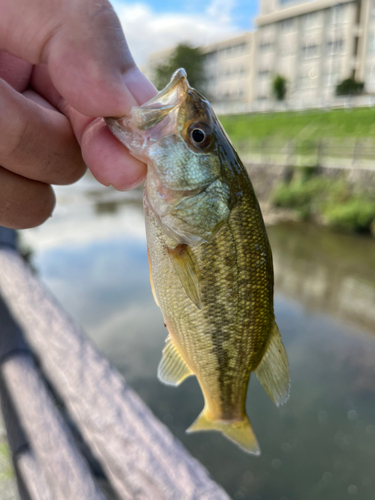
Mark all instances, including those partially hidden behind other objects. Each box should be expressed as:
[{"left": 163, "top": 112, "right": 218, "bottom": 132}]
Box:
[
  {"left": 105, "top": 68, "right": 290, "bottom": 454},
  {"left": 146, "top": 189, "right": 273, "bottom": 423}
]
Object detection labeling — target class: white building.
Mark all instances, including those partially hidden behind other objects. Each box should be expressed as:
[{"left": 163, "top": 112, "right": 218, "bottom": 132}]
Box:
[
  {"left": 145, "top": 0, "right": 375, "bottom": 110},
  {"left": 145, "top": 33, "right": 254, "bottom": 107},
  {"left": 201, "top": 33, "right": 254, "bottom": 104},
  {"left": 254, "top": 0, "right": 375, "bottom": 105},
  {"left": 357, "top": 0, "right": 375, "bottom": 93}
]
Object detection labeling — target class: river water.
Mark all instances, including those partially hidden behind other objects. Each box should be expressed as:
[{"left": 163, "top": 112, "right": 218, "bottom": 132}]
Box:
[{"left": 21, "top": 177, "right": 375, "bottom": 500}]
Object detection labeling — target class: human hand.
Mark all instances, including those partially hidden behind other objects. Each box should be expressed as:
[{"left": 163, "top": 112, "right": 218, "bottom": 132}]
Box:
[{"left": 0, "top": 0, "right": 156, "bottom": 229}]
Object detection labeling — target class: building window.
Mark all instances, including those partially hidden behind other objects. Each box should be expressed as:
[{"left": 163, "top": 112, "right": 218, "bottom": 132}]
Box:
[
  {"left": 326, "top": 39, "right": 344, "bottom": 55},
  {"left": 236, "top": 42, "right": 247, "bottom": 52},
  {"left": 219, "top": 43, "right": 248, "bottom": 58},
  {"left": 258, "top": 69, "right": 270, "bottom": 77},
  {"left": 259, "top": 41, "right": 273, "bottom": 52},
  {"left": 280, "top": 18, "right": 295, "bottom": 33},
  {"left": 369, "top": 64, "right": 375, "bottom": 83},
  {"left": 324, "top": 68, "right": 341, "bottom": 86},
  {"left": 302, "top": 13, "right": 322, "bottom": 30},
  {"left": 330, "top": 5, "right": 347, "bottom": 25},
  {"left": 369, "top": 32, "right": 375, "bottom": 54},
  {"left": 301, "top": 43, "right": 319, "bottom": 59},
  {"left": 205, "top": 51, "right": 216, "bottom": 62}
]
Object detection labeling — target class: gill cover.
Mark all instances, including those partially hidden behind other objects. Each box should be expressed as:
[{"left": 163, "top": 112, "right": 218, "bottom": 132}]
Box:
[{"left": 105, "top": 69, "right": 231, "bottom": 247}]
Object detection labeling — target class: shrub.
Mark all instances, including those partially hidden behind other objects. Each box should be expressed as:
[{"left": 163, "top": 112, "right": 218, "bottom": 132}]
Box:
[
  {"left": 272, "top": 170, "right": 375, "bottom": 233},
  {"left": 336, "top": 78, "right": 364, "bottom": 96},
  {"left": 272, "top": 75, "right": 287, "bottom": 101},
  {"left": 323, "top": 199, "right": 375, "bottom": 232},
  {"left": 272, "top": 174, "right": 341, "bottom": 215}
]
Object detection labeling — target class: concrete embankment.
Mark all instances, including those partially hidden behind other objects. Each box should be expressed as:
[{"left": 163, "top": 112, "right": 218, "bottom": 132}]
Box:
[{"left": 245, "top": 163, "right": 375, "bottom": 203}]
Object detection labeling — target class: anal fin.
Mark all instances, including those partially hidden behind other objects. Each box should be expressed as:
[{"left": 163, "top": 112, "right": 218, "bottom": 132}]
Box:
[
  {"left": 167, "top": 244, "right": 201, "bottom": 309},
  {"left": 255, "top": 320, "right": 290, "bottom": 406},
  {"left": 158, "top": 335, "right": 193, "bottom": 386}
]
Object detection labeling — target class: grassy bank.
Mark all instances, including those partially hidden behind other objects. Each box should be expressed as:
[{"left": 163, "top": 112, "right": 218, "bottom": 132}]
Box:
[
  {"left": 272, "top": 168, "right": 375, "bottom": 234},
  {"left": 221, "top": 108, "right": 375, "bottom": 234},
  {"left": 220, "top": 107, "right": 375, "bottom": 142}
]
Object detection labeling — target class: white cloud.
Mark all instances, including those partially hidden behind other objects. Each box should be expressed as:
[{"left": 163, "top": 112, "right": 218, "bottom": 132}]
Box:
[
  {"left": 206, "top": 0, "right": 236, "bottom": 23},
  {"left": 21, "top": 179, "right": 146, "bottom": 253},
  {"left": 112, "top": 0, "right": 243, "bottom": 66}
]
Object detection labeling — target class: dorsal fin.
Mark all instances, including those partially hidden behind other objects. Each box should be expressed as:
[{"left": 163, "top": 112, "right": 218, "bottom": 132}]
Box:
[
  {"left": 158, "top": 335, "right": 193, "bottom": 386},
  {"left": 167, "top": 245, "right": 201, "bottom": 309},
  {"left": 255, "top": 320, "right": 290, "bottom": 406}
]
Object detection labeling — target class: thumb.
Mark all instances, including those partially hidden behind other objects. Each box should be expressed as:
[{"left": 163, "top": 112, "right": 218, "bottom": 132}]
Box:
[{"left": 0, "top": 0, "right": 156, "bottom": 116}]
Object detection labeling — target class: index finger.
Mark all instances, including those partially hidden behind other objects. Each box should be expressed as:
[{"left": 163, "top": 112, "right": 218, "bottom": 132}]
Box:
[
  {"left": 32, "top": 64, "right": 153, "bottom": 189},
  {"left": 0, "top": 0, "right": 156, "bottom": 117}
]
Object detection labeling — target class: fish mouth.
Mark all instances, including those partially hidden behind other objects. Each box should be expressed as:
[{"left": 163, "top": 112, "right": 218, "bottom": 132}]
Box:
[
  {"left": 105, "top": 68, "right": 190, "bottom": 136},
  {"left": 143, "top": 68, "right": 189, "bottom": 107},
  {"left": 131, "top": 69, "right": 190, "bottom": 131}
]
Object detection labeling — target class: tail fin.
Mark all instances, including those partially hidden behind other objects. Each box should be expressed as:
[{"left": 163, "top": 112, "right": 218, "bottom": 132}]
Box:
[{"left": 186, "top": 409, "right": 260, "bottom": 455}]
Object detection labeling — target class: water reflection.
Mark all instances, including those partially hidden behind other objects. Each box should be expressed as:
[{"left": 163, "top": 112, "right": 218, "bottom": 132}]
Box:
[
  {"left": 269, "top": 224, "right": 375, "bottom": 334},
  {"left": 21, "top": 179, "right": 375, "bottom": 500}
]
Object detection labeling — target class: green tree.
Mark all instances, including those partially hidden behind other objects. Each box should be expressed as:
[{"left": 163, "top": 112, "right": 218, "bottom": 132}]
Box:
[
  {"left": 336, "top": 78, "right": 364, "bottom": 96},
  {"left": 153, "top": 43, "right": 206, "bottom": 92},
  {"left": 272, "top": 74, "right": 287, "bottom": 101}
]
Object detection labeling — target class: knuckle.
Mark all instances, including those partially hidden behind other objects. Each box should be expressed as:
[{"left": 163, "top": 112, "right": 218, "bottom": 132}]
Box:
[
  {"left": 0, "top": 114, "right": 29, "bottom": 161},
  {"left": 9, "top": 122, "right": 30, "bottom": 160}
]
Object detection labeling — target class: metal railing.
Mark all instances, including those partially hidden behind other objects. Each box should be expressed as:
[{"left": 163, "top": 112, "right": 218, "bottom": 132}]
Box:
[
  {"left": 0, "top": 227, "right": 229, "bottom": 500},
  {"left": 235, "top": 138, "right": 375, "bottom": 170},
  {"left": 213, "top": 94, "right": 375, "bottom": 116}
]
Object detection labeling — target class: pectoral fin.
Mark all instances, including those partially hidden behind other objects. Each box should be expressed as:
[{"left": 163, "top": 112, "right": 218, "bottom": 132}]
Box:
[
  {"left": 147, "top": 248, "right": 159, "bottom": 307},
  {"left": 255, "top": 320, "right": 290, "bottom": 406},
  {"left": 167, "top": 245, "right": 201, "bottom": 309},
  {"left": 158, "top": 335, "right": 193, "bottom": 386}
]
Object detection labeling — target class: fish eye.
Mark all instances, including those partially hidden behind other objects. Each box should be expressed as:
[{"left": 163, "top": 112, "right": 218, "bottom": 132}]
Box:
[
  {"left": 192, "top": 129, "right": 205, "bottom": 143},
  {"left": 188, "top": 123, "right": 212, "bottom": 149}
]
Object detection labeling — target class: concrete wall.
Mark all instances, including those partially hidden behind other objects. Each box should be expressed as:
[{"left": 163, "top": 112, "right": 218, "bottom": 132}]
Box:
[{"left": 246, "top": 163, "right": 375, "bottom": 201}]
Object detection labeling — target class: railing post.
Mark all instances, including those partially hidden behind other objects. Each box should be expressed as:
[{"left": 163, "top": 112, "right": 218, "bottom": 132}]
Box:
[
  {"left": 317, "top": 139, "right": 325, "bottom": 167},
  {"left": 286, "top": 140, "right": 295, "bottom": 166},
  {"left": 352, "top": 139, "right": 361, "bottom": 168},
  {"left": 0, "top": 227, "right": 17, "bottom": 251},
  {"left": 0, "top": 229, "right": 106, "bottom": 500},
  {"left": 0, "top": 231, "right": 230, "bottom": 499}
]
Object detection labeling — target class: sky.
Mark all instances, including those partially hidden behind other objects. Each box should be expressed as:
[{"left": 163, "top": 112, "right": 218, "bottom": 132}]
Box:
[{"left": 112, "top": 0, "right": 259, "bottom": 66}]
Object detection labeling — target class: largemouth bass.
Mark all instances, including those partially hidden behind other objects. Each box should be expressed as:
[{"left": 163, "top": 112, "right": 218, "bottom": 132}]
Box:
[{"left": 105, "top": 69, "right": 290, "bottom": 454}]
